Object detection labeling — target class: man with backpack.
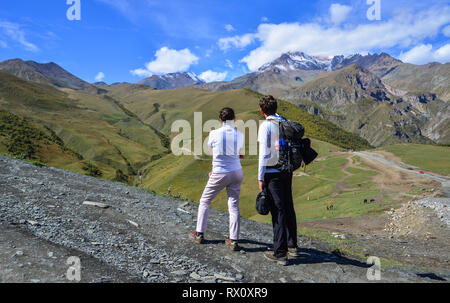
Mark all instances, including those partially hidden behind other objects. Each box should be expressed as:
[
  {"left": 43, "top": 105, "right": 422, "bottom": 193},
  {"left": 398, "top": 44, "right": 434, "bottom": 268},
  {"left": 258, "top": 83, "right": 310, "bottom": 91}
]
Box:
[{"left": 258, "top": 95, "right": 302, "bottom": 265}]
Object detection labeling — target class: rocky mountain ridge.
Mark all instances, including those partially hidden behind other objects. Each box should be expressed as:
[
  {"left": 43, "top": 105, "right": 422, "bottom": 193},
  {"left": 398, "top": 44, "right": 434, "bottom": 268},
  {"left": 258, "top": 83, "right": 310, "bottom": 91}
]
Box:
[
  {"left": 286, "top": 65, "right": 449, "bottom": 146},
  {"left": 0, "top": 59, "right": 97, "bottom": 92}
]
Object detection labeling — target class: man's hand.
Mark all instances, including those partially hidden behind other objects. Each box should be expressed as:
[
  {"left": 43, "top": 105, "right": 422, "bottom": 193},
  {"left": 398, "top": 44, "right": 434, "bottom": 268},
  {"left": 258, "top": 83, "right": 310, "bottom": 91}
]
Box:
[{"left": 258, "top": 180, "right": 264, "bottom": 192}]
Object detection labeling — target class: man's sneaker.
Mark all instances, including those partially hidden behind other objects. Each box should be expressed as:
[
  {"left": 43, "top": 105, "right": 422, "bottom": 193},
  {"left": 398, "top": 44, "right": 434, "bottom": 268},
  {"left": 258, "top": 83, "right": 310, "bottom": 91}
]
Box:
[
  {"left": 225, "top": 238, "right": 240, "bottom": 251},
  {"left": 189, "top": 230, "right": 204, "bottom": 244},
  {"left": 263, "top": 251, "right": 288, "bottom": 266},
  {"left": 288, "top": 247, "right": 301, "bottom": 258},
  {"left": 267, "top": 247, "right": 300, "bottom": 258}
]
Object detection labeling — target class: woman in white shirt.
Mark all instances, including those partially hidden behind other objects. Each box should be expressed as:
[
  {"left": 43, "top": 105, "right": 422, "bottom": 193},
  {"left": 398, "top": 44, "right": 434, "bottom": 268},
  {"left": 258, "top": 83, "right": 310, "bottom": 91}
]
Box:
[{"left": 190, "top": 107, "right": 244, "bottom": 251}]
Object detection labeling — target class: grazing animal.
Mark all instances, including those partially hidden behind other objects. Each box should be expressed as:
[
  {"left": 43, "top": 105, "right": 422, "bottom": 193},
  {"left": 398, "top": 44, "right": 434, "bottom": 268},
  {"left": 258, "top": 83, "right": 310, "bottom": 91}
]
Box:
[{"left": 325, "top": 200, "right": 335, "bottom": 210}]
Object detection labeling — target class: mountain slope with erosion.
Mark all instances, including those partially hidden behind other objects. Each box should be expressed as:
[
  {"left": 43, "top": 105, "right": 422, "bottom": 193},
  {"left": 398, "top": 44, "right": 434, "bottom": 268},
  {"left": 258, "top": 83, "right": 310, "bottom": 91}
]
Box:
[{"left": 284, "top": 65, "right": 449, "bottom": 146}]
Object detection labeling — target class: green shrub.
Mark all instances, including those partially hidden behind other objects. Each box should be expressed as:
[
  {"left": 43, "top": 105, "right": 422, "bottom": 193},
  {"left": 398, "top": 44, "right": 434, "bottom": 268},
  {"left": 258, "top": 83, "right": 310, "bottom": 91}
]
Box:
[
  {"left": 82, "top": 162, "right": 103, "bottom": 177},
  {"left": 32, "top": 161, "right": 46, "bottom": 167},
  {"left": 0, "top": 109, "right": 45, "bottom": 160},
  {"left": 113, "top": 169, "right": 129, "bottom": 184}
]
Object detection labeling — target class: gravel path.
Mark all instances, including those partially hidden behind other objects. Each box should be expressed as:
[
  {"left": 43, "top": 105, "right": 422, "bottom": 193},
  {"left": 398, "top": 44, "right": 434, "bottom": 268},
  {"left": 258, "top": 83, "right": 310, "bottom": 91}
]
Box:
[
  {"left": 0, "top": 155, "right": 442, "bottom": 283},
  {"left": 0, "top": 222, "right": 139, "bottom": 283}
]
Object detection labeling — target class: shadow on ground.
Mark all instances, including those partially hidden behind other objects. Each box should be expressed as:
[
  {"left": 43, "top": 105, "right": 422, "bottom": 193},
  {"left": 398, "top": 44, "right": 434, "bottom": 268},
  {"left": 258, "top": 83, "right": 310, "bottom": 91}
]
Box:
[{"left": 204, "top": 238, "right": 371, "bottom": 269}]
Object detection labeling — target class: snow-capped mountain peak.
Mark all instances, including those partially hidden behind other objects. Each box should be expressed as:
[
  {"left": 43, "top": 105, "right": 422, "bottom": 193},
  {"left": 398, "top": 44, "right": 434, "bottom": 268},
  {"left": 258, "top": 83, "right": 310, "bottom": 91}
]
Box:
[
  {"left": 258, "top": 51, "right": 332, "bottom": 72},
  {"left": 186, "top": 72, "right": 202, "bottom": 82},
  {"left": 139, "top": 72, "right": 204, "bottom": 89},
  {"left": 256, "top": 51, "right": 400, "bottom": 74}
]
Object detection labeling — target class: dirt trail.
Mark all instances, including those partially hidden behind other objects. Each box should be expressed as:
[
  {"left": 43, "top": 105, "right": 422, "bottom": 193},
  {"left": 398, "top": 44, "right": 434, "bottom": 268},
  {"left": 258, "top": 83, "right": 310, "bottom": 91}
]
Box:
[
  {"left": 302, "top": 152, "right": 429, "bottom": 202},
  {"left": 355, "top": 152, "right": 450, "bottom": 198},
  {"left": 332, "top": 156, "right": 353, "bottom": 197},
  {"left": 0, "top": 155, "right": 442, "bottom": 283}
]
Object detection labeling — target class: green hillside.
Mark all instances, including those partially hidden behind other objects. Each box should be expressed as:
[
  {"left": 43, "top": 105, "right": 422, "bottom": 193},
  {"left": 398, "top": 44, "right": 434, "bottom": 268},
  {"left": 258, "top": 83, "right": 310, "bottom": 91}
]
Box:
[
  {"left": 380, "top": 143, "right": 450, "bottom": 176},
  {"left": 106, "top": 86, "right": 372, "bottom": 151},
  {"left": 0, "top": 70, "right": 167, "bottom": 181},
  {"left": 0, "top": 109, "right": 88, "bottom": 172},
  {"left": 0, "top": 69, "right": 371, "bottom": 185}
]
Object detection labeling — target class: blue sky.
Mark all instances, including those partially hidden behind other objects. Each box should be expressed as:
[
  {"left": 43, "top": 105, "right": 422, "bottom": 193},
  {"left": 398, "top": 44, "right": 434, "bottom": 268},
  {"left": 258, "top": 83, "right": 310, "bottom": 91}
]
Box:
[{"left": 0, "top": 0, "right": 449, "bottom": 84}]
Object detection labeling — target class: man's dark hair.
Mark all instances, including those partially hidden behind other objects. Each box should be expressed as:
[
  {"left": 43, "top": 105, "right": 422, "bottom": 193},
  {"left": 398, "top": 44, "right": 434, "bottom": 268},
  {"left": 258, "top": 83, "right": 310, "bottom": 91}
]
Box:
[
  {"left": 259, "top": 95, "right": 278, "bottom": 116},
  {"left": 219, "top": 107, "right": 235, "bottom": 121}
]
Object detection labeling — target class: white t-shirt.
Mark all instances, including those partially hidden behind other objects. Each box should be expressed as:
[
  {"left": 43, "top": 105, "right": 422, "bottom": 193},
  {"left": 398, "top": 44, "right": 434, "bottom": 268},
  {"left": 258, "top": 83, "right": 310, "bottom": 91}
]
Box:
[
  {"left": 257, "top": 114, "right": 284, "bottom": 181},
  {"left": 208, "top": 121, "right": 244, "bottom": 174}
]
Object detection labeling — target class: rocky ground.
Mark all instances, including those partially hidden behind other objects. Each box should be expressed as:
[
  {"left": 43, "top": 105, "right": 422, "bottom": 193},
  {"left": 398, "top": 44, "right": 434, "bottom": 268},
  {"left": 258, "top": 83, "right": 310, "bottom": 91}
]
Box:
[
  {"left": 0, "top": 155, "right": 448, "bottom": 283},
  {"left": 415, "top": 198, "right": 450, "bottom": 226},
  {"left": 301, "top": 198, "right": 449, "bottom": 280},
  {"left": 385, "top": 199, "right": 449, "bottom": 237}
]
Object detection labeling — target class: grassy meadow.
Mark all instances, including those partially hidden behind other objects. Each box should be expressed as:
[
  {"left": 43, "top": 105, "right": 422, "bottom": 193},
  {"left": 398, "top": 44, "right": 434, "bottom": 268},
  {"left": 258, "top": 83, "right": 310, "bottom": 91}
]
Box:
[
  {"left": 381, "top": 144, "right": 450, "bottom": 176},
  {"left": 142, "top": 139, "right": 395, "bottom": 224}
]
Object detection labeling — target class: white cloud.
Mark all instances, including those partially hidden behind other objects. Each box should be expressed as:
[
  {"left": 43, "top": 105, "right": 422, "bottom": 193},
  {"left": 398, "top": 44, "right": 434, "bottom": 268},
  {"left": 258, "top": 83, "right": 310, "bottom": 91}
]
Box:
[
  {"left": 400, "top": 43, "right": 450, "bottom": 64},
  {"left": 95, "top": 72, "right": 105, "bottom": 82},
  {"left": 261, "top": 17, "right": 269, "bottom": 22},
  {"left": 131, "top": 47, "right": 199, "bottom": 76},
  {"left": 329, "top": 3, "right": 352, "bottom": 25},
  {"left": 0, "top": 21, "right": 38, "bottom": 52},
  {"left": 218, "top": 33, "right": 257, "bottom": 51},
  {"left": 219, "top": 5, "right": 450, "bottom": 71},
  {"left": 434, "top": 44, "right": 450, "bottom": 62},
  {"left": 130, "top": 68, "right": 152, "bottom": 77},
  {"left": 225, "top": 59, "right": 233, "bottom": 69},
  {"left": 443, "top": 25, "right": 450, "bottom": 37},
  {"left": 225, "top": 24, "right": 235, "bottom": 32},
  {"left": 399, "top": 44, "right": 433, "bottom": 64},
  {"left": 198, "top": 70, "right": 228, "bottom": 83}
]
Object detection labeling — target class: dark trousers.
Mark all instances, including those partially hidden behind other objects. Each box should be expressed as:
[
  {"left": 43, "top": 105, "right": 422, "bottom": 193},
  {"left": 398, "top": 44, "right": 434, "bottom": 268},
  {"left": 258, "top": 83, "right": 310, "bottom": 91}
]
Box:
[{"left": 264, "top": 171, "right": 298, "bottom": 258}]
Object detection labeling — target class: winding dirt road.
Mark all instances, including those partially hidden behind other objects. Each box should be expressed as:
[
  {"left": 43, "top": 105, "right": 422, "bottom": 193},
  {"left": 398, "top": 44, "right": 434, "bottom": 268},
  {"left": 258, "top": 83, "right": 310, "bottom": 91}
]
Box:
[{"left": 354, "top": 152, "right": 450, "bottom": 197}]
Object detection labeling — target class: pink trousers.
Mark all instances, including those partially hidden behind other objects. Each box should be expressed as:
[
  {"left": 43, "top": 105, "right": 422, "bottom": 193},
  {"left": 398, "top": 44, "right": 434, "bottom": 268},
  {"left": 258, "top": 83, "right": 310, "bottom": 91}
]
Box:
[{"left": 196, "top": 169, "right": 244, "bottom": 240}]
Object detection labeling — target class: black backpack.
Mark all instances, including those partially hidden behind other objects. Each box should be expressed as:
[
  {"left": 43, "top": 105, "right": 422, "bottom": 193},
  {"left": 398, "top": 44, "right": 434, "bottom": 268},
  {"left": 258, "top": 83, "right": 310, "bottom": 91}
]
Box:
[
  {"left": 299, "top": 137, "right": 318, "bottom": 165},
  {"left": 268, "top": 119, "right": 318, "bottom": 172}
]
